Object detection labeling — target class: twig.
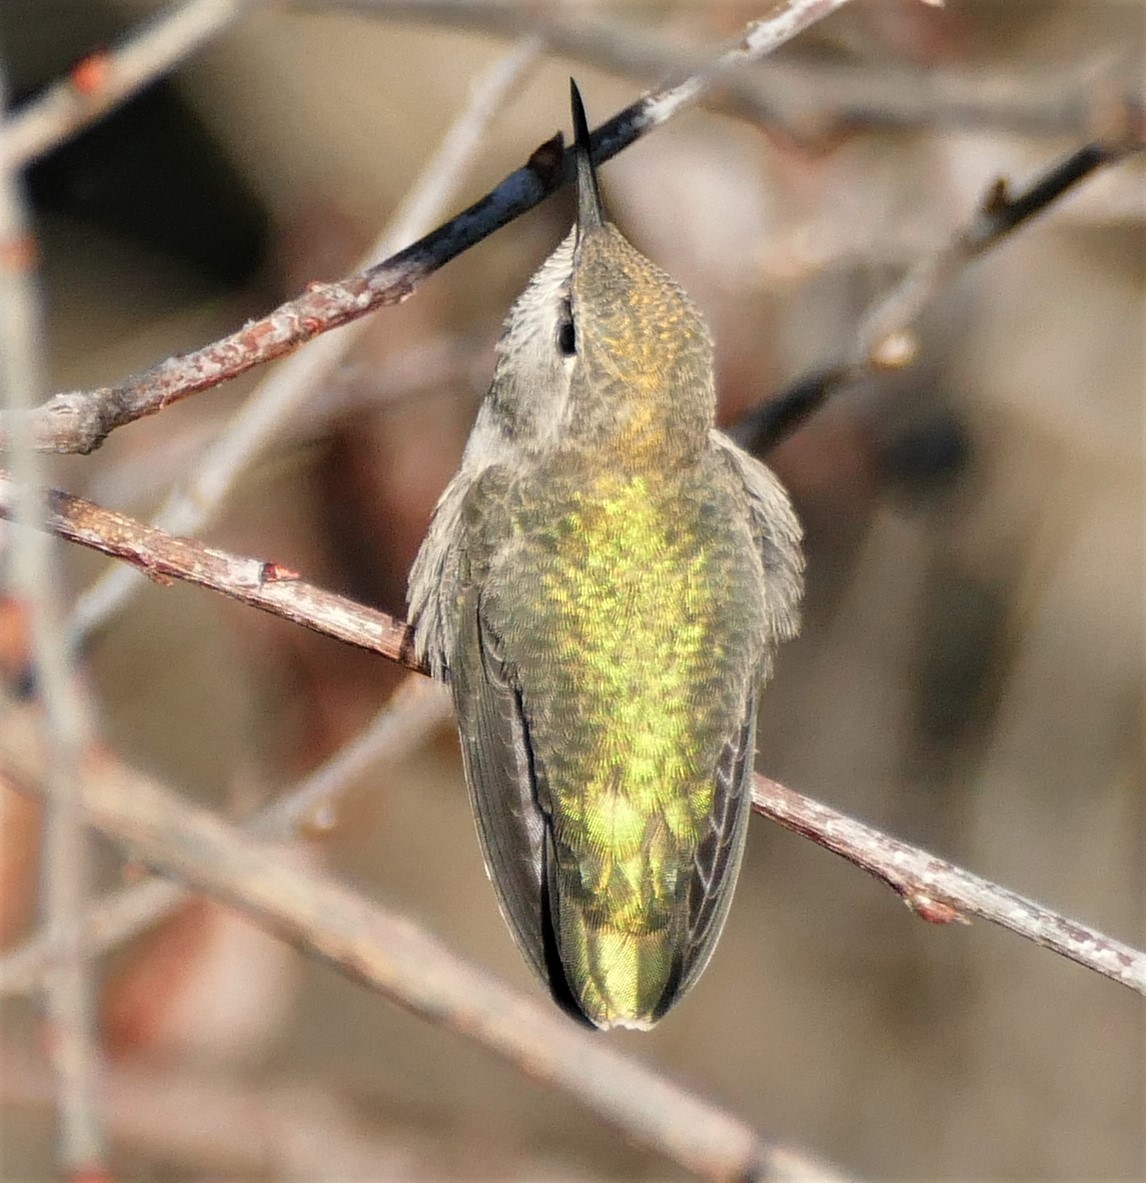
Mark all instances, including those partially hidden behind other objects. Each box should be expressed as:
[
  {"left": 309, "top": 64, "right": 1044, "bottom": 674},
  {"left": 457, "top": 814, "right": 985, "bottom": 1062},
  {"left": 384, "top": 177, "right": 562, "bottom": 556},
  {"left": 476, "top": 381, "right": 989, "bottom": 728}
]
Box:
[
  {"left": 728, "top": 55, "right": 1144, "bottom": 143},
  {"left": 751, "top": 777, "right": 1146, "bottom": 993},
  {"left": 67, "top": 35, "right": 542, "bottom": 648},
  {"left": 8, "top": 478, "right": 417, "bottom": 664},
  {"left": 301, "top": 0, "right": 795, "bottom": 132},
  {"left": 253, "top": 675, "right": 451, "bottom": 833},
  {"left": 2, "top": 1043, "right": 852, "bottom": 1180},
  {"left": 303, "top": 0, "right": 1145, "bottom": 143},
  {"left": 0, "top": 704, "right": 855, "bottom": 1183},
  {"left": 738, "top": 130, "right": 1145, "bottom": 452},
  {"left": 853, "top": 139, "right": 1144, "bottom": 365},
  {"left": 0, "top": 0, "right": 249, "bottom": 170},
  {"left": 88, "top": 334, "right": 489, "bottom": 508},
  {"left": 0, "top": 0, "right": 857, "bottom": 459},
  {"left": 1, "top": 473, "right": 1143, "bottom": 996},
  {"left": 0, "top": 53, "right": 105, "bottom": 1179},
  {"left": 0, "top": 677, "right": 452, "bottom": 996}
]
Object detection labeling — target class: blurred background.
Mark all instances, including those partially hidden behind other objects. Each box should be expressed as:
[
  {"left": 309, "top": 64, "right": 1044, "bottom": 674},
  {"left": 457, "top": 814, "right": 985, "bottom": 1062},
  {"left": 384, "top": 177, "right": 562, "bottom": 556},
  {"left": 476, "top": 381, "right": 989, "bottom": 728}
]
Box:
[{"left": 0, "top": 0, "right": 1142, "bottom": 1178}]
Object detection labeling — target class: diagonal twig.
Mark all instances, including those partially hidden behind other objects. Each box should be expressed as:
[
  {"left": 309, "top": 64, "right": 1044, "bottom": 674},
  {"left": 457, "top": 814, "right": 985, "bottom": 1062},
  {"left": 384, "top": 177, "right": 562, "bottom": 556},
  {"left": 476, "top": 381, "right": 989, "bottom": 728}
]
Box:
[
  {"left": 0, "top": 0, "right": 858, "bottom": 459},
  {"left": 47, "top": 482, "right": 416, "bottom": 663},
  {"left": 67, "top": 34, "right": 542, "bottom": 648},
  {"left": 0, "top": 0, "right": 250, "bottom": 170},
  {"left": 0, "top": 677, "right": 452, "bottom": 997},
  {"left": 738, "top": 128, "right": 1145, "bottom": 452},
  {"left": 1, "top": 471, "right": 1142, "bottom": 996},
  {"left": 751, "top": 777, "right": 1146, "bottom": 992},
  {"left": 300, "top": 0, "right": 1145, "bottom": 145}
]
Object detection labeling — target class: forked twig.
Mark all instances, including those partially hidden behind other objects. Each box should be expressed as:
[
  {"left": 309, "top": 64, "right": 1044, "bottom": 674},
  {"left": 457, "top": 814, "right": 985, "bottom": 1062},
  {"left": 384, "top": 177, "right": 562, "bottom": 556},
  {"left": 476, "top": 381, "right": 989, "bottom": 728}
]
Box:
[{"left": 67, "top": 34, "right": 542, "bottom": 646}]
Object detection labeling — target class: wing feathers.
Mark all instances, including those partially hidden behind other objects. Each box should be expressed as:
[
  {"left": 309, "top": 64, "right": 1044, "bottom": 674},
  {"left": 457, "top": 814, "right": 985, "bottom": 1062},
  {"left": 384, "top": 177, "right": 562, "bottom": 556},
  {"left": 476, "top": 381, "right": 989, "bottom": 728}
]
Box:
[
  {"left": 710, "top": 430, "right": 804, "bottom": 652},
  {"left": 679, "top": 695, "right": 757, "bottom": 999},
  {"left": 409, "top": 441, "right": 801, "bottom": 1026},
  {"left": 452, "top": 593, "right": 550, "bottom": 982}
]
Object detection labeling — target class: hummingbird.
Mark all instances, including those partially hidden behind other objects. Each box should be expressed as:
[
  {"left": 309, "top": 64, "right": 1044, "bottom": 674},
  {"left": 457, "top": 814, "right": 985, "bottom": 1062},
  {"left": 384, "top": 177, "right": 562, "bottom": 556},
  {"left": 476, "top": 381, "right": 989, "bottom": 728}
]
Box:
[{"left": 408, "top": 81, "right": 803, "bottom": 1030}]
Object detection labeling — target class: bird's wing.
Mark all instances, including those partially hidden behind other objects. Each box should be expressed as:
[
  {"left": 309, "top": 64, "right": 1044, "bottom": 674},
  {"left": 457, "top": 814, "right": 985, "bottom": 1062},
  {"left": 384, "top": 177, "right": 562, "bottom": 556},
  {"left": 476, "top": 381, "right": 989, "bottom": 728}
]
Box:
[
  {"left": 407, "top": 470, "right": 477, "bottom": 680},
  {"left": 674, "top": 691, "right": 758, "bottom": 1005},
  {"left": 412, "top": 467, "right": 582, "bottom": 1009},
  {"left": 710, "top": 430, "right": 804, "bottom": 654},
  {"left": 451, "top": 583, "right": 559, "bottom": 989}
]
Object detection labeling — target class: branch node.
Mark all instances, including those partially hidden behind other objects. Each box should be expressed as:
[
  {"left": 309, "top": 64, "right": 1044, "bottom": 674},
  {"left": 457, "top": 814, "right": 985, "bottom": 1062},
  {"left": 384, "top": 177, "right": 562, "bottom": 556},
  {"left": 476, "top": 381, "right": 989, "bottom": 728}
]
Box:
[
  {"left": 869, "top": 330, "right": 919, "bottom": 371},
  {"left": 527, "top": 131, "right": 566, "bottom": 182},
  {"left": 901, "top": 890, "right": 970, "bottom": 926},
  {"left": 259, "top": 562, "right": 300, "bottom": 584},
  {"left": 68, "top": 52, "right": 113, "bottom": 98},
  {"left": 981, "top": 176, "right": 1012, "bottom": 217},
  {"left": 139, "top": 562, "right": 175, "bottom": 588}
]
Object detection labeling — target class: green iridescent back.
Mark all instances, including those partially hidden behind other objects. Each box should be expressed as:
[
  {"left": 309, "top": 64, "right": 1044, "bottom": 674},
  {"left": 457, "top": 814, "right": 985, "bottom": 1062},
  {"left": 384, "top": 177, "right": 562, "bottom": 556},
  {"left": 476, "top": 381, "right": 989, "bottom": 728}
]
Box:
[
  {"left": 408, "top": 87, "right": 803, "bottom": 1030},
  {"left": 481, "top": 451, "right": 767, "bottom": 1026}
]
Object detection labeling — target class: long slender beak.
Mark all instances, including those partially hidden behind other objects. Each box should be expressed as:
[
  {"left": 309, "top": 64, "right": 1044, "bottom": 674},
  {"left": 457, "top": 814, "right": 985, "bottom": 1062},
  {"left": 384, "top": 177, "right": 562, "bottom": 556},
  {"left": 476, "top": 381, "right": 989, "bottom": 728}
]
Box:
[{"left": 570, "top": 79, "right": 605, "bottom": 235}]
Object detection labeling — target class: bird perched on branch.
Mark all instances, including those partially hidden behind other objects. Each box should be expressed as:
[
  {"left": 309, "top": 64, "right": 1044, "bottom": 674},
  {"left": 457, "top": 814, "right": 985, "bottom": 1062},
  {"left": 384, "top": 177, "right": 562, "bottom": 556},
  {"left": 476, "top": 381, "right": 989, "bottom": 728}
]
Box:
[{"left": 409, "top": 81, "right": 803, "bottom": 1030}]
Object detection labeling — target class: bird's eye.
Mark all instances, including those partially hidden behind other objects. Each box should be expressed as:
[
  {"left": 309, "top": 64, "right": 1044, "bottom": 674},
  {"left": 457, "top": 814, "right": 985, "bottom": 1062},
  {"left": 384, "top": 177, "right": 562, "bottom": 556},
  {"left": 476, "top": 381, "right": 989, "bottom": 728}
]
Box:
[{"left": 557, "top": 298, "right": 576, "bottom": 357}]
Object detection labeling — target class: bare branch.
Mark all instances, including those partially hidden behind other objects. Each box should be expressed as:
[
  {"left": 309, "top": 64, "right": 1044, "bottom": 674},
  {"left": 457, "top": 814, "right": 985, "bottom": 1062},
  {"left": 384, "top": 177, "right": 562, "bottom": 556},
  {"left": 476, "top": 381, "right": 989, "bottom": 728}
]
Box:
[
  {"left": 305, "top": 0, "right": 1145, "bottom": 144},
  {"left": 85, "top": 334, "right": 488, "bottom": 507},
  {"left": 0, "top": 678, "right": 452, "bottom": 996},
  {"left": 740, "top": 128, "right": 1145, "bottom": 451},
  {"left": 751, "top": 777, "right": 1146, "bottom": 994},
  {"left": 853, "top": 137, "right": 1145, "bottom": 367},
  {"left": 0, "top": 703, "right": 856, "bottom": 1183},
  {"left": 2, "top": 473, "right": 1142, "bottom": 997},
  {"left": 68, "top": 35, "right": 541, "bottom": 648},
  {"left": 0, "top": 0, "right": 249, "bottom": 170},
  {"left": 1, "top": 477, "right": 418, "bottom": 664},
  {"left": 0, "top": 50, "right": 105, "bottom": 1178},
  {"left": 0, "top": 0, "right": 858, "bottom": 458}
]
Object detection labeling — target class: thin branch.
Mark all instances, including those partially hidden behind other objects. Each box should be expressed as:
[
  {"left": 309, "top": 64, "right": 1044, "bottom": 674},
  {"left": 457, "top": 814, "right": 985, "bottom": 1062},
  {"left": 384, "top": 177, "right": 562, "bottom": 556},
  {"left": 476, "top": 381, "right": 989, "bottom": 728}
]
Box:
[
  {"left": 4, "top": 1046, "right": 851, "bottom": 1180},
  {"left": 732, "top": 54, "right": 1144, "bottom": 144},
  {"left": 302, "top": 0, "right": 799, "bottom": 133},
  {"left": 0, "top": 0, "right": 857, "bottom": 458},
  {"left": 0, "top": 52, "right": 105, "bottom": 1179},
  {"left": 87, "top": 334, "right": 489, "bottom": 508},
  {"left": 2, "top": 473, "right": 1142, "bottom": 996},
  {"left": 0, "top": 0, "right": 249, "bottom": 170},
  {"left": 853, "top": 139, "right": 1144, "bottom": 366},
  {"left": 304, "top": 0, "right": 1145, "bottom": 144},
  {"left": 68, "top": 35, "right": 542, "bottom": 648},
  {"left": 751, "top": 777, "right": 1146, "bottom": 993},
  {"left": 0, "top": 678, "right": 452, "bottom": 996},
  {"left": 11, "top": 478, "right": 417, "bottom": 665},
  {"left": 738, "top": 128, "right": 1145, "bottom": 452},
  {"left": 0, "top": 704, "right": 856, "bottom": 1183}
]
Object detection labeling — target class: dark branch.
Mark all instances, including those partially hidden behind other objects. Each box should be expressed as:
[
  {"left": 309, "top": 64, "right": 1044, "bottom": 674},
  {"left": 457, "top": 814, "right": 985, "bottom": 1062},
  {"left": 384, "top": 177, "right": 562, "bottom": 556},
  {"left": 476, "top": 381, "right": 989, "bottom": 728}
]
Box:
[
  {"left": 735, "top": 128, "right": 1145, "bottom": 456},
  {"left": 0, "top": 0, "right": 858, "bottom": 455}
]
